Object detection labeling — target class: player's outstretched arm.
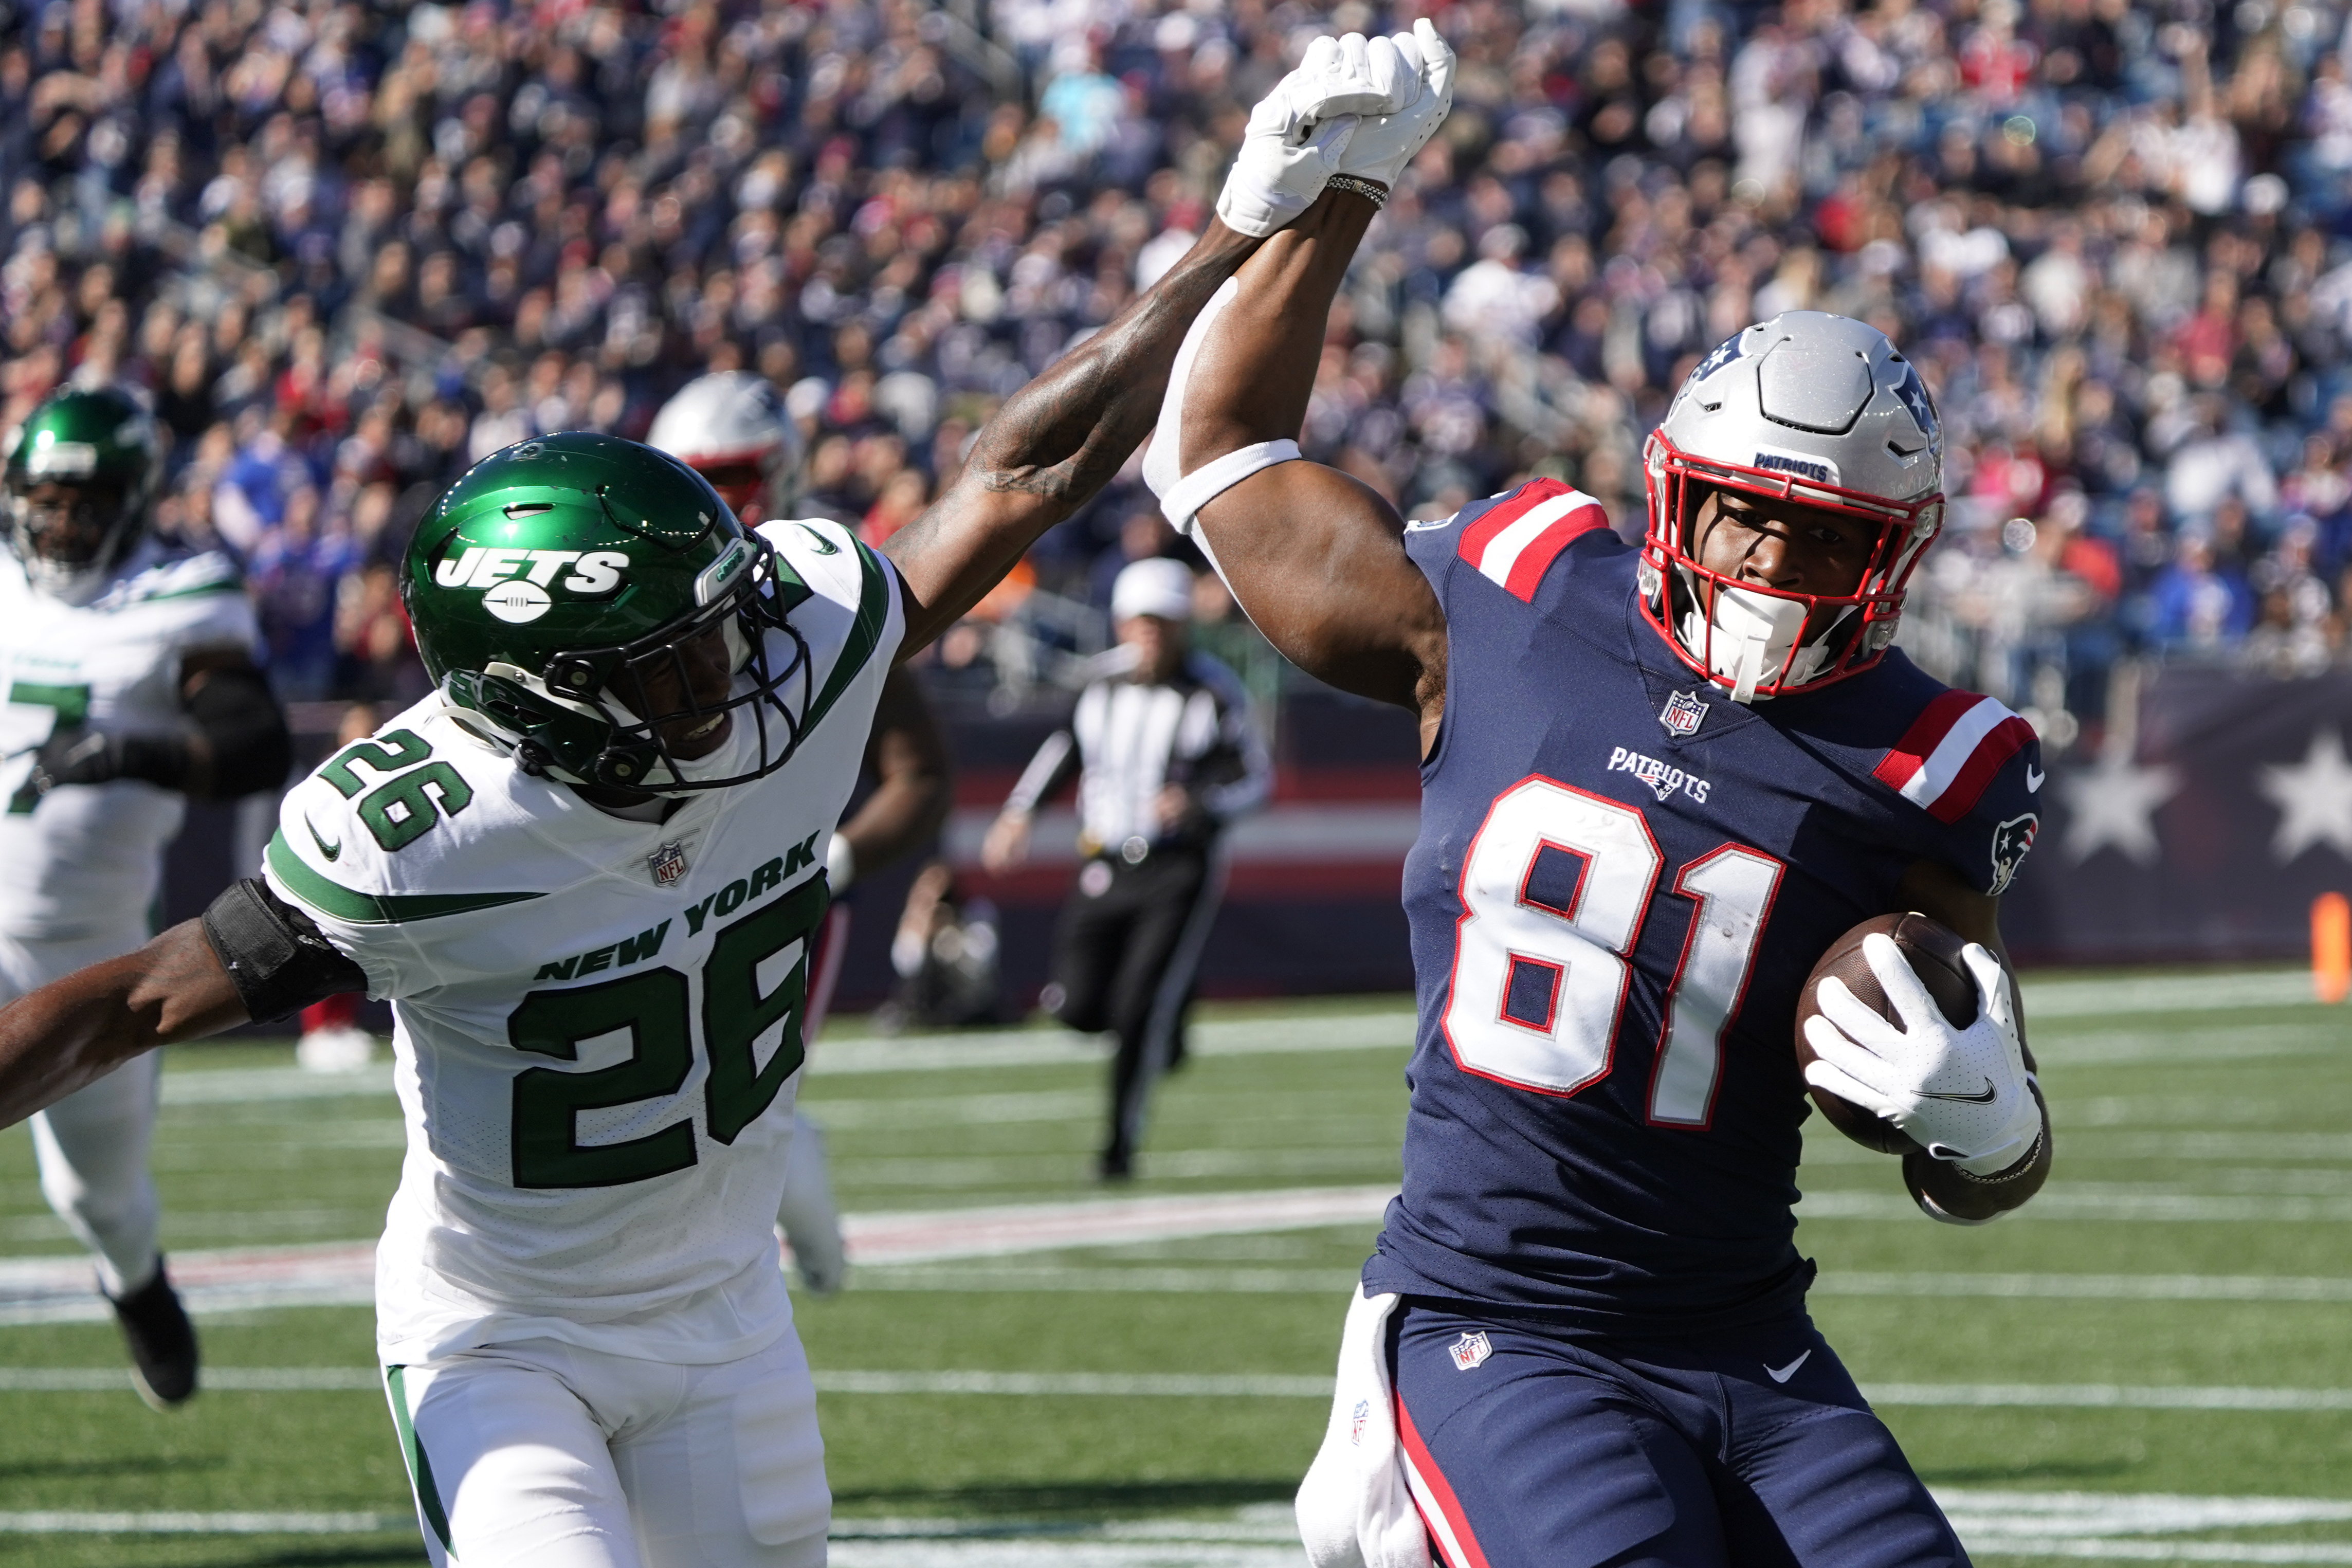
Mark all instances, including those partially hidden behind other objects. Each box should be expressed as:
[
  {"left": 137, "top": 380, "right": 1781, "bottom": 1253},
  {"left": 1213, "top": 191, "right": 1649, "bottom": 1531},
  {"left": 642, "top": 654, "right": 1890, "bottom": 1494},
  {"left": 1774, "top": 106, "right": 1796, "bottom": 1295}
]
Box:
[
  {"left": 0, "top": 921, "right": 247, "bottom": 1129},
  {"left": 882, "top": 221, "right": 1264, "bottom": 654},
  {"left": 1179, "top": 195, "right": 1448, "bottom": 750}
]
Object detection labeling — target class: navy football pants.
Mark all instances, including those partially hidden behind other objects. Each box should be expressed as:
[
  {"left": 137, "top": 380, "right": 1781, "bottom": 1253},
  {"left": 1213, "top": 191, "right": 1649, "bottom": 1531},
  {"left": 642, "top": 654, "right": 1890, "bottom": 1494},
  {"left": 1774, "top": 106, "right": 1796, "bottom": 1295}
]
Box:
[{"left": 1391, "top": 1301, "right": 1970, "bottom": 1568}]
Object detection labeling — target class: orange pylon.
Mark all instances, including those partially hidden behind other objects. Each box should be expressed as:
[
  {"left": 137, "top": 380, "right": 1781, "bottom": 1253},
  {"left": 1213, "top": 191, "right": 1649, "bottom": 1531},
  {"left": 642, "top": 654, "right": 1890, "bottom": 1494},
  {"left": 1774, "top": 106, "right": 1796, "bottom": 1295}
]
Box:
[{"left": 2314, "top": 894, "right": 2350, "bottom": 1004}]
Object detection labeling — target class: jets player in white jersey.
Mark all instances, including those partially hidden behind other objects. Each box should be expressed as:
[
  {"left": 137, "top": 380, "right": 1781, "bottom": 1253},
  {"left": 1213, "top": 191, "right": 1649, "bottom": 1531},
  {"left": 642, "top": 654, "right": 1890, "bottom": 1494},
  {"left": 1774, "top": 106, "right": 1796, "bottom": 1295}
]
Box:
[
  {"left": 649, "top": 372, "right": 951, "bottom": 1296},
  {"left": 0, "top": 386, "right": 292, "bottom": 1407},
  {"left": 0, "top": 42, "right": 1418, "bottom": 1557}
]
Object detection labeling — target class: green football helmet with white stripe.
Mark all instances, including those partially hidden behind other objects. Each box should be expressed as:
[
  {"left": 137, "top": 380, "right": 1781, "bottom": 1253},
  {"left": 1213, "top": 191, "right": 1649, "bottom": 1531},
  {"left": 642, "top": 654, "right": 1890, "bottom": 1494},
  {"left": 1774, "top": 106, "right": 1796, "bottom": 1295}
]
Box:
[
  {"left": 2, "top": 385, "right": 163, "bottom": 599},
  {"left": 403, "top": 431, "right": 815, "bottom": 795}
]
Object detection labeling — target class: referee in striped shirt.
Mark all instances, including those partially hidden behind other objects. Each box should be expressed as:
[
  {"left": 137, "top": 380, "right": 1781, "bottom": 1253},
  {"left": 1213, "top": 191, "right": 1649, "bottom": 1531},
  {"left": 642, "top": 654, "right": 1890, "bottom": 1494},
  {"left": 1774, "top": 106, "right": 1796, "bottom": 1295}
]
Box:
[{"left": 983, "top": 558, "right": 1272, "bottom": 1179}]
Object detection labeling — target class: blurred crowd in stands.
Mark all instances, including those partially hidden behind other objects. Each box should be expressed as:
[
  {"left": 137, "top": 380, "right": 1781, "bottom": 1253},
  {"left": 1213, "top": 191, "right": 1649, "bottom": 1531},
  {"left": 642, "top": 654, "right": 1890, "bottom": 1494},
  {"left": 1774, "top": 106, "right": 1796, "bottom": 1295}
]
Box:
[{"left": 6, "top": 0, "right": 2352, "bottom": 749}]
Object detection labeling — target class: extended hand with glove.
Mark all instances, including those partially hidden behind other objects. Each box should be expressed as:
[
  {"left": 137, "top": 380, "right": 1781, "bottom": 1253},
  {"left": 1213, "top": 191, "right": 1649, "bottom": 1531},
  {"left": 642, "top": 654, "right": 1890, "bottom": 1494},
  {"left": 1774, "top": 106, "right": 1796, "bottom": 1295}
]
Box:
[
  {"left": 1214, "top": 20, "right": 1457, "bottom": 239},
  {"left": 1801, "top": 935, "right": 2044, "bottom": 1176}
]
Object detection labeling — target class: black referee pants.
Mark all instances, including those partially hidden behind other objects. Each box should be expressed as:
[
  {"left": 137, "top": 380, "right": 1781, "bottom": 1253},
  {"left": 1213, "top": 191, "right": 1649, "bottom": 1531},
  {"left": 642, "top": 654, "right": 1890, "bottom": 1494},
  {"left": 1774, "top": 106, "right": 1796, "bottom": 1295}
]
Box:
[{"left": 1043, "top": 844, "right": 1221, "bottom": 1171}]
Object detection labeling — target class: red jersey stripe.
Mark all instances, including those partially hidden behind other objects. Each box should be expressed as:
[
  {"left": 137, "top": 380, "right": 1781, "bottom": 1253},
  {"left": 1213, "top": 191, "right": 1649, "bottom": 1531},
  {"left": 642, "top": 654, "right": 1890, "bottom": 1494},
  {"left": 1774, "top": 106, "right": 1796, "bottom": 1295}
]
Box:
[
  {"left": 1397, "top": 1393, "right": 1493, "bottom": 1568},
  {"left": 1926, "top": 713, "right": 2036, "bottom": 825},
  {"left": 1870, "top": 690, "right": 1985, "bottom": 792},
  {"left": 1500, "top": 501, "right": 1609, "bottom": 600},
  {"left": 1458, "top": 479, "right": 1571, "bottom": 570}
]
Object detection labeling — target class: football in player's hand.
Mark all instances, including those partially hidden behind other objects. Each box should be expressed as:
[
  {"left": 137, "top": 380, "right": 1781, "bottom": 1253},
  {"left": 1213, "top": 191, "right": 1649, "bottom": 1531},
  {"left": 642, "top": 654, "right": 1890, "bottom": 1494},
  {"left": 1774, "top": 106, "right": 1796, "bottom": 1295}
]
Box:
[{"left": 1794, "top": 913, "right": 1979, "bottom": 1155}]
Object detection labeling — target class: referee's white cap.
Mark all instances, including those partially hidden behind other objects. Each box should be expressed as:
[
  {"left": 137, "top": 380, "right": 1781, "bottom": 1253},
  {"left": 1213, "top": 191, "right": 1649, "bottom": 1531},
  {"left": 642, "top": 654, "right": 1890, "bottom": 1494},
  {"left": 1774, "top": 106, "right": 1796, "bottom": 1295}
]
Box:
[{"left": 1111, "top": 557, "right": 1195, "bottom": 623}]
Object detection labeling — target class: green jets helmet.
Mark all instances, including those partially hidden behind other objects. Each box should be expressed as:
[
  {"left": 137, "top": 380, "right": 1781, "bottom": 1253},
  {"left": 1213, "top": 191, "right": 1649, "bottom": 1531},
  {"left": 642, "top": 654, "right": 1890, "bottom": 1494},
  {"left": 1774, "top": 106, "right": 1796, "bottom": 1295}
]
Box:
[
  {"left": 403, "top": 431, "right": 816, "bottom": 795},
  {"left": 2, "top": 385, "right": 163, "bottom": 598}
]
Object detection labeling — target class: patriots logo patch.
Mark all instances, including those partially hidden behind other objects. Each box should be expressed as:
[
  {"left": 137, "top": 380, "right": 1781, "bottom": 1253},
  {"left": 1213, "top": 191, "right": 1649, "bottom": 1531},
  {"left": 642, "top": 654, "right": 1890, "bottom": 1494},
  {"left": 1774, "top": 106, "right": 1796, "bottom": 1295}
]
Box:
[{"left": 1989, "top": 812, "right": 2038, "bottom": 895}]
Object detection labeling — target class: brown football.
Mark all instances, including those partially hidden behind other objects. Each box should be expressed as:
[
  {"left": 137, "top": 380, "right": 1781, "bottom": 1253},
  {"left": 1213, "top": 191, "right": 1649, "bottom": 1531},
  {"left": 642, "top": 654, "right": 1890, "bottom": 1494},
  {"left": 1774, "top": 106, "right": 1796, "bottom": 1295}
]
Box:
[{"left": 1794, "top": 912, "right": 1979, "bottom": 1156}]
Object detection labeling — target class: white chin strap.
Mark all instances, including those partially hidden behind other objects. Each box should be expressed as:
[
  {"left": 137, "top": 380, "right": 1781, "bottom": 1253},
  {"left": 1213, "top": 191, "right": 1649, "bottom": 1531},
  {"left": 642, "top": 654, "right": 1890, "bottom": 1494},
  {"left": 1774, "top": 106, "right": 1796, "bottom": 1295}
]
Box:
[{"left": 1681, "top": 585, "right": 1837, "bottom": 704}]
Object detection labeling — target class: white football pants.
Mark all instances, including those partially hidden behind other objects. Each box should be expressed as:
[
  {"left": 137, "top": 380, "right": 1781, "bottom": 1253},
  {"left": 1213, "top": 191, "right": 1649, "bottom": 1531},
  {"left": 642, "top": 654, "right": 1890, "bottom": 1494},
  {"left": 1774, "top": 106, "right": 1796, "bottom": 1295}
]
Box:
[
  {"left": 0, "top": 925, "right": 162, "bottom": 1298},
  {"left": 385, "top": 1329, "right": 830, "bottom": 1567}
]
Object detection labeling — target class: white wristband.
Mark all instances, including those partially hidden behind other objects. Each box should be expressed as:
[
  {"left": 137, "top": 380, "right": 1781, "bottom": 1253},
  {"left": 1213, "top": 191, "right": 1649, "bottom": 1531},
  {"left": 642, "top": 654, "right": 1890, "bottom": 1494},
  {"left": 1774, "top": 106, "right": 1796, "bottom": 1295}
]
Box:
[{"left": 825, "top": 832, "right": 855, "bottom": 891}]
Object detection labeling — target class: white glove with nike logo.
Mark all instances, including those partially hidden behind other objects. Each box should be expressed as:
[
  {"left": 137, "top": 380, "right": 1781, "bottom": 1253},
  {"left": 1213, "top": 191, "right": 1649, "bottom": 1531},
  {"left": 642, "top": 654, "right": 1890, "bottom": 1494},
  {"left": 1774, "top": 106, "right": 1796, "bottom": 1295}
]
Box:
[
  {"left": 1802, "top": 936, "right": 2043, "bottom": 1175},
  {"left": 1215, "top": 34, "right": 1408, "bottom": 238}
]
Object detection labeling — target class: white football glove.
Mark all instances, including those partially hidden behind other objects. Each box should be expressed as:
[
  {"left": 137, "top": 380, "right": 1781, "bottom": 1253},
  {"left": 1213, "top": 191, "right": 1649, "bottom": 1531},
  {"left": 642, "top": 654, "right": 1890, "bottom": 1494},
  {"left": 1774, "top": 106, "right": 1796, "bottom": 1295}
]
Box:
[
  {"left": 1216, "top": 33, "right": 1404, "bottom": 238},
  {"left": 1333, "top": 19, "right": 1456, "bottom": 191},
  {"left": 1802, "top": 936, "right": 2043, "bottom": 1176}
]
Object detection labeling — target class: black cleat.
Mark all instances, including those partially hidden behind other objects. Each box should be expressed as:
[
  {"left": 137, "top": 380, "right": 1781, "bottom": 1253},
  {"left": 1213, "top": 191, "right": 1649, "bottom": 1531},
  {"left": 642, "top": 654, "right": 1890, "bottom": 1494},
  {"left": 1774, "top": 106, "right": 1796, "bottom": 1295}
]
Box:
[
  {"left": 109, "top": 1257, "right": 198, "bottom": 1410},
  {"left": 1097, "top": 1147, "right": 1134, "bottom": 1182}
]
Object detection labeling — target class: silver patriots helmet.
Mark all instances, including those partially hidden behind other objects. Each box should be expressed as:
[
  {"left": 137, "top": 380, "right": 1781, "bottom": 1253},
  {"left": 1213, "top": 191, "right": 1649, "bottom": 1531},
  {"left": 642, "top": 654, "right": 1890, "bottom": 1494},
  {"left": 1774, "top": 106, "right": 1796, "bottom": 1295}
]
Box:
[
  {"left": 646, "top": 371, "right": 804, "bottom": 525},
  {"left": 1638, "top": 311, "right": 1944, "bottom": 702}
]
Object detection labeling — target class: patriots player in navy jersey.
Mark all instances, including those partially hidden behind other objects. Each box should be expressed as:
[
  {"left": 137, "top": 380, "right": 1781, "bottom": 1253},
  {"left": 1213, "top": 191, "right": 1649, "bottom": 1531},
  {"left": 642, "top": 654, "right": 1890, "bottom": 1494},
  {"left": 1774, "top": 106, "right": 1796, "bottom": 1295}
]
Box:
[{"left": 1142, "top": 187, "right": 2050, "bottom": 1565}]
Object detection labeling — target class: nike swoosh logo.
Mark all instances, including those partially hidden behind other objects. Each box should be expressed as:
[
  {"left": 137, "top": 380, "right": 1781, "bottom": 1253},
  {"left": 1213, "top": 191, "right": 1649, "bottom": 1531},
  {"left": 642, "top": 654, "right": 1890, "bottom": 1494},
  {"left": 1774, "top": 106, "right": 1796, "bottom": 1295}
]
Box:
[
  {"left": 306, "top": 816, "right": 341, "bottom": 862},
  {"left": 798, "top": 524, "right": 840, "bottom": 555},
  {"left": 1765, "top": 1350, "right": 1812, "bottom": 1383},
  {"left": 2026, "top": 765, "right": 2045, "bottom": 792},
  {"left": 1923, "top": 1080, "right": 1999, "bottom": 1104},
  {"left": 1403, "top": 518, "right": 1453, "bottom": 532}
]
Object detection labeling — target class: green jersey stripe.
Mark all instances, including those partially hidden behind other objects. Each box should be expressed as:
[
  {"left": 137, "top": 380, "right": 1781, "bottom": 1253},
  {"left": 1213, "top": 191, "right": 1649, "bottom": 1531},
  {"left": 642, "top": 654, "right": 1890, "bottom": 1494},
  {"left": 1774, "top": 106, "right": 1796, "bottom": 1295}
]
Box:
[
  {"left": 802, "top": 539, "right": 895, "bottom": 734},
  {"left": 265, "top": 830, "right": 542, "bottom": 924}
]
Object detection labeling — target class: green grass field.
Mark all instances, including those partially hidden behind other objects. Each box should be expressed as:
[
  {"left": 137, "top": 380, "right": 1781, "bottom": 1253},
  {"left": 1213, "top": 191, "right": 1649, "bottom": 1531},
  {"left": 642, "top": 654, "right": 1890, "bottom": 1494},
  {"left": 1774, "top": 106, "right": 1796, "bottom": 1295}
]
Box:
[{"left": 0, "top": 972, "right": 2344, "bottom": 1566}]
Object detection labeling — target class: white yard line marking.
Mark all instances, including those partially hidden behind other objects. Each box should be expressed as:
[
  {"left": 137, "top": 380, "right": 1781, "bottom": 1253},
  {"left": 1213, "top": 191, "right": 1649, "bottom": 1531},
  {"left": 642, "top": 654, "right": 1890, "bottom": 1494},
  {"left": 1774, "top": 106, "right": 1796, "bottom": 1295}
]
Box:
[
  {"left": 2020, "top": 971, "right": 2314, "bottom": 1017},
  {"left": 3, "top": 1368, "right": 2344, "bottom": 1413},
  {"left": 1939, "top": 1490, "right": 2352, "bottom": 1533},
  {"left": 158, "top": 1065, "right": 396, "bottom": 1104},
  {"left": 853, "top": 1267, "right": 1366, "bottom": 1293},
  {"left": 1799, "top": 1189, "right": 2352, "bottom": 1223},
  {"left": 1875, "top": 1384, "right": 2352, "bottom": 1411},
  {"left": 0, "top": 1367, "right": 379, "bottom": 1391},
  {"left": 0, "top": 1190, "right": 1395, "bottom": 1322},
  {"left": 1964, "top": 1541, "right": 2352, "bottom": 1563},
  {"left": 1821, "top": 1273, "right": 2352, "bottom": 1302},
  {"left": 840, "top": 1187, "right": 1393, "bottom": 1265},
  {"left": 852, "top": 1267, "right": 2352, "bottom": 1301},
  {"left": 815, "top": 1371, "right": 1331, "bottom": 1397},
  {"left": 0, "top": 1511, "right": 408, "bottom": 1534}
]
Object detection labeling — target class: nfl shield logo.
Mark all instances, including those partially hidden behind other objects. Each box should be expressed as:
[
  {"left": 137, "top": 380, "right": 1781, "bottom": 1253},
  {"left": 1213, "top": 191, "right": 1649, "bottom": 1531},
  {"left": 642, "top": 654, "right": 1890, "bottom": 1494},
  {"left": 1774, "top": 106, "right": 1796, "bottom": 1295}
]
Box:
[
  {"left": 1449, "top": 1332, "right": 1492, "bottom": 1372},
  {"left": 1351, "top": 1398, "right": 1371, "bottom": 1445},
  {"left": 647, "top": 842, "right": 690, "bottom": 887},
  {"left": 1660, "top": 689, "right": 1707, "bottom": 738}
]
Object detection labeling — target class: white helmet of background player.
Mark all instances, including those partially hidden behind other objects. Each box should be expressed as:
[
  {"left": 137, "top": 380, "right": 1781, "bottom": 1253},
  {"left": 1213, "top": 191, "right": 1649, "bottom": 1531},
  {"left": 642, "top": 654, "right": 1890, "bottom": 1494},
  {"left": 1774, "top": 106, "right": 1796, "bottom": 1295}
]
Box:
[
  {"left": 646, "top": 371, "right": 803, "bottom": 524},
  {"left": 1638, "top": 310, "right": 1944, "bottom": 703}
]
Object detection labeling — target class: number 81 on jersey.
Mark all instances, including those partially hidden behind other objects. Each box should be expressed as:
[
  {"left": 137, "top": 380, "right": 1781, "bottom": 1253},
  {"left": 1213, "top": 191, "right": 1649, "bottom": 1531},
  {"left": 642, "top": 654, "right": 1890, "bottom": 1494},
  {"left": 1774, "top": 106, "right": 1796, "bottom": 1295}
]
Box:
[{"left": 1443, "top": 777, "right": 1782, "bottom": 1127}]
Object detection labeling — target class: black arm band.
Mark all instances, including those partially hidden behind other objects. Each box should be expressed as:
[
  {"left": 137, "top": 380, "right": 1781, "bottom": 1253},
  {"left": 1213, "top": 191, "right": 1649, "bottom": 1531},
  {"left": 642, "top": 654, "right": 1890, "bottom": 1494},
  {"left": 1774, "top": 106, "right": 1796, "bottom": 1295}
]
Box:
[
  {"left": 182, "top": 667, "right": 294, "bottom": 799},
  {"left": 200, "top": 878, "right": 370, "bottom": 1023}
]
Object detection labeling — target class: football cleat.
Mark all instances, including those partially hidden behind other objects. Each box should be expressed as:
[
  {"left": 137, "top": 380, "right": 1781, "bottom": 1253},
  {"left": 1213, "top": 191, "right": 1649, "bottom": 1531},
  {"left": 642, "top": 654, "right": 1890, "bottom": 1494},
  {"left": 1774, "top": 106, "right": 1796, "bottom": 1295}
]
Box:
[
  {"left": 1639, "top": 311, "right": 1944, "bottom": 702},
  {"left": 110, "top": 1257, "right": 198, "bottom": 1410}
]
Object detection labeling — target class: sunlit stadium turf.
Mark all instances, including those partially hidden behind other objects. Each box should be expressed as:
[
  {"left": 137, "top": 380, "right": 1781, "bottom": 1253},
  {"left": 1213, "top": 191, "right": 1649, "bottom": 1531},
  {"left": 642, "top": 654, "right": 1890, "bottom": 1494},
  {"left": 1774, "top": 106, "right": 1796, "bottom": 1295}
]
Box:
[{"left": 0, "top": 980, "right": 2345, "bottom": 1566}]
